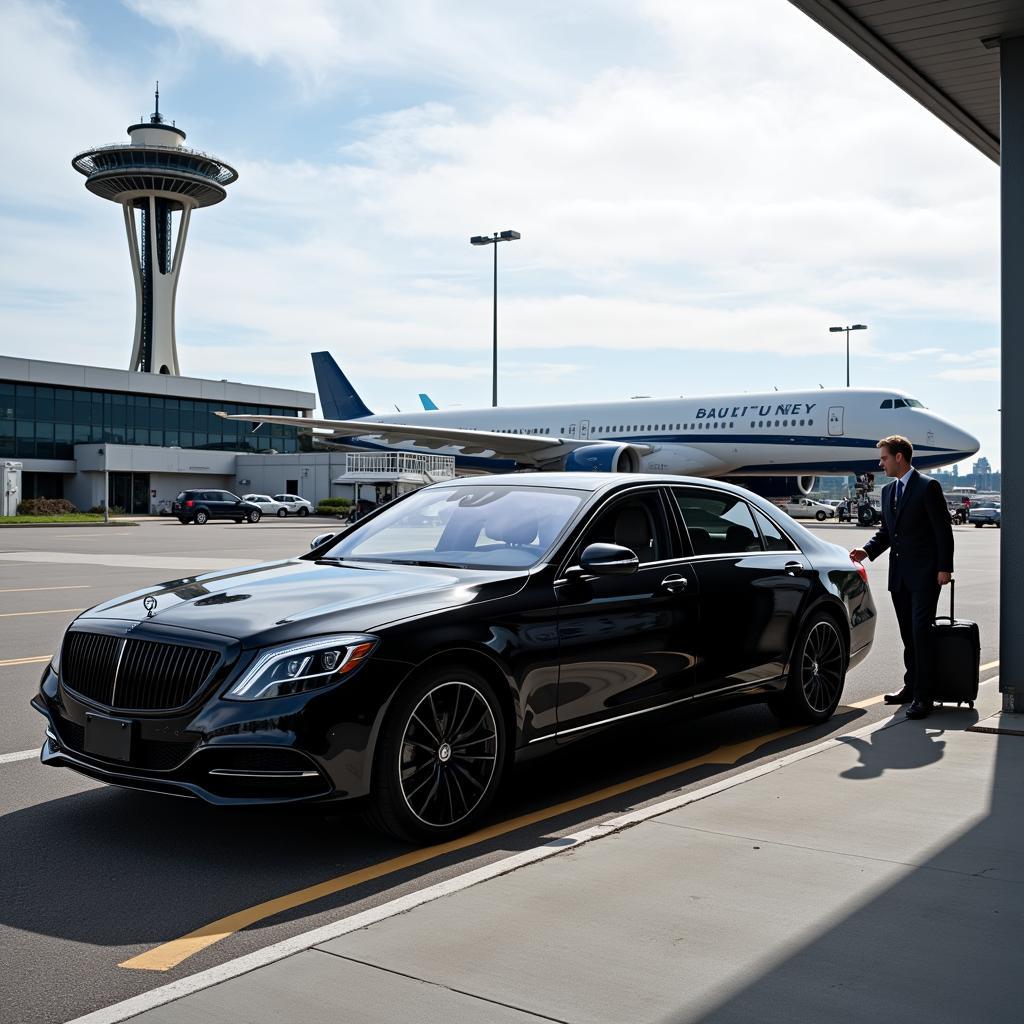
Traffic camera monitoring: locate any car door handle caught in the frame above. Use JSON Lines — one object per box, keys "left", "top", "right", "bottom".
{"left": 661, "top": 574, "right": 689, "bottom": 593}
{"left": 784, "top": 561, "right": 805, "bottom": 576}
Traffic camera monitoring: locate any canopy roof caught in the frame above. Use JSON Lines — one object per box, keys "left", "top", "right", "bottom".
{"left": 790, "top": 0, "right": 1024, "bottom": 163}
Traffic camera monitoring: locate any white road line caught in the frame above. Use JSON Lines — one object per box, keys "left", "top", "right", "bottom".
{"left": 0, "top": 748, "right": 38, "bottom": 765}
{"left": 64, "top": 682, "right": 996, "bottom": 1024}
{"left": 0, "top": 608, "right": 85, "bottom": 618}
{"left": 0, "top": 585, "right": 91, "bottom": 594}
{"left": 0, "top": 552, "right": 255, "bottom": 571}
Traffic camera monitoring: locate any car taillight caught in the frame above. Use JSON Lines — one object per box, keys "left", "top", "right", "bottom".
{"left": 185, "top": 499, "right": 194, "bottom": 507}
{"left": 854, "top": 561, "right": 868, "bottom": 583}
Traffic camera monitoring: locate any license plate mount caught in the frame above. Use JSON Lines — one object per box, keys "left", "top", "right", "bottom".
{"left": 84, "top": 712, "right": 133, "bottom": 762}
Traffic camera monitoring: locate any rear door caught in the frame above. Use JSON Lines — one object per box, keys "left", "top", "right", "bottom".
{"left": 668, "top": 486, "right": 813, "bottom": 695}
{"left": 554, "top": 487, "right": 700, "bottom": 736}
{"left": 828, "top": 406, "right": 844, "bottom": 436}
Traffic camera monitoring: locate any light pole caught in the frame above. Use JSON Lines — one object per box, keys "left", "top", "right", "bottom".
{"left": 470, "top": 230, "right": 521, "bottom": 406}
{"left": 829, "top": 323, "right": 867, "bottom": 387}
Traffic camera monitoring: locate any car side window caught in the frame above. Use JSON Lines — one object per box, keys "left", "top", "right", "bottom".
{"left": 751, "top": 507, "right": 796, "bottom": 552}
{"left": 575, "top": 491, "right": 673, "bottom": 564}
{"left": 223, "top": 492, "right": 241, "bottom": 502}
{"left": 199, "top": 491, "right": 217, "bottom": 502}
{"left": 670, "top": 489, "right": 763, "bottom": 555}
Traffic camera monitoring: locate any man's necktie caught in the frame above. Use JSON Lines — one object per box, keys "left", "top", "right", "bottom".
{"left": 896, "top": 480, "right": 904, "bottom": 507}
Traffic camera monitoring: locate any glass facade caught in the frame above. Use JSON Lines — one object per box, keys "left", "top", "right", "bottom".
{"left": 0, "top": 380, "right": 307, "bottom": 461}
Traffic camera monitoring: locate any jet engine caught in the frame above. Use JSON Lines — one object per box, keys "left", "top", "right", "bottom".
{"left": 727, "top": 475, "right": 817, "bottom": 499}
{"left": 561, "top": 443, "right": 643, "bottom": 473}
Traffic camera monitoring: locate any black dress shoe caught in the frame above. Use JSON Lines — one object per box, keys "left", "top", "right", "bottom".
{"left": 906, "top": 700, "right": 933, "bottom": 720}
{"left": 883, "top": 687, "right": 914, "bottom": 705}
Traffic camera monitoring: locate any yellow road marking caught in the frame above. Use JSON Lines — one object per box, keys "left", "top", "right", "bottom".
{"left": 120, "top": 724, "right": 804, "bottom": 972}
{"left": 0, "top": 655, "right": 50, "bottom": 667}
{"left": 0, "top": 585, "right": 91, "bottom": 594}
{"left": 849, "top": 661, "right": 1000, "bottom": 709}
{"left": 0, "top": 607, "right": 84, "bottom": 618}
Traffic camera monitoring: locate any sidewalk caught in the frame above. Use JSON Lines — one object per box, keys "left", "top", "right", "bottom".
{"left": 125, "top": 681, "right": 1024, "bottom": 1024}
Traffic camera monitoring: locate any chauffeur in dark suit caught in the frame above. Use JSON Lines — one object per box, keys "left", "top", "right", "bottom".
{"left": 850, "top": 435, "right": 954, "bottom": 719}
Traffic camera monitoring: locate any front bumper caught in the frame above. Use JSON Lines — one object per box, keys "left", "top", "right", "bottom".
{"left": 33, "top": 649, "right": 407, "bottom": 805}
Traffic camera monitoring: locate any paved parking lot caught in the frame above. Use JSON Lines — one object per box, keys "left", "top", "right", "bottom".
{"left": 0, "top": 517, "right": 1000, "bottom": 1024}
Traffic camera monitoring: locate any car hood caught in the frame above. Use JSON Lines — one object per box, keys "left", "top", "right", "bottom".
{"left": 75, "top": 558, "right": 527, "bottom": 646}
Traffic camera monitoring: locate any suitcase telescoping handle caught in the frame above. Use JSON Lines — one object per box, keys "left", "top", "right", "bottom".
{"left": 934, "top": 578, "right": 955, "bottom": 624}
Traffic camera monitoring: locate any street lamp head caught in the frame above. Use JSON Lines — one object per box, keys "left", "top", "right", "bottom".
{"left": 829, "top": 326, "right": 844, "bottom": 332}
{"left": 499, "top": 230, "right": 521, "bottom": 241}
{"left": 851, "top": 324, "right": 868, "bottom": 330}
{"left": 470, "top": 235, "right": 491, "bottom": 246}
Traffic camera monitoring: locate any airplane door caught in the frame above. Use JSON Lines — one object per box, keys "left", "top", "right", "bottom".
{"left": 828, "top": 406, "right": 844, "bottom": 436}
{"left": 567, "top": 423, "right": 576, "bottom": 438}
{"left": 579, "top": 419, "right": 590, "bottom": 439}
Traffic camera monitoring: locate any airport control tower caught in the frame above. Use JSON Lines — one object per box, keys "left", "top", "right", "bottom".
{"left": 72, "top": 87, "right": 238, "bottom": 375}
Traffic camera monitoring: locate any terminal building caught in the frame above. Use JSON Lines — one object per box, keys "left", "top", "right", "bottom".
{"left": 0, "top": 354, "right": 315, "bottom": 513}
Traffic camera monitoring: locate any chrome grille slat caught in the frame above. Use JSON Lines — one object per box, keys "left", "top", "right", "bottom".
{"left": 61, "top": 631, "right": 220, "bottom": 712}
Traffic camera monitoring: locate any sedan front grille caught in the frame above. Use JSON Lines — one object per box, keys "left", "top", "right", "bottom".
{"left": 62, "top": 631, "right": 221, "bottom": 712}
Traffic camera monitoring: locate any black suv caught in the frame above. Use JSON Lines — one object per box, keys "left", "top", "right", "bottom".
{"left": 172, "top": 490, "right": 262, "bottom": 525}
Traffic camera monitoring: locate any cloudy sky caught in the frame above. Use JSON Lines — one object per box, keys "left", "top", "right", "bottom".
{"left": 0, "top": 0, "right": 1000, "bottom": 469}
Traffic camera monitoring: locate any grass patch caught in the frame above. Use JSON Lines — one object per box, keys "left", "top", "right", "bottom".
{"left": 0, "top": 513, "right": 108, "bottom": 524}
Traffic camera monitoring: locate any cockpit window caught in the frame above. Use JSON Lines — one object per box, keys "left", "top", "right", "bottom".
{"left": 880, "top": 399, "right": 892, "bottom": 409}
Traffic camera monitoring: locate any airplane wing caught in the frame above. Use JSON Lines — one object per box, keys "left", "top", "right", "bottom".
{"left": 214, "top": 412, "right": 652, "bottom": 464}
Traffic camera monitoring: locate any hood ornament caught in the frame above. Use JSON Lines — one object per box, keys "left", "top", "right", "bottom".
{"left": 143, "top": 595, "right": 158, "bottom": 618}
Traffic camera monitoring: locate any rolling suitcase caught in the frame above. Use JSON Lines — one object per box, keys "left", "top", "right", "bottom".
{"left": 930, "top": 581, "right": 980, "bottom": 708}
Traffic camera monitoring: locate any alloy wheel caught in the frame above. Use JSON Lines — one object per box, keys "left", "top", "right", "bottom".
{"left": 398, "top": 681, "right": 499, "bottom": 828}
{"left": 800, "top": 620, "right": 844, "bottom": 714}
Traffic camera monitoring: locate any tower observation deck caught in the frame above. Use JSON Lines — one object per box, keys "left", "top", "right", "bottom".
{"left": 72, "top": 87, "right": 238, "bottom": 375}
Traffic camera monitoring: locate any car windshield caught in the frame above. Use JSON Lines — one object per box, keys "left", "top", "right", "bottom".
{"left": 322, "top": 484, "right": 586, "bottom": 569}
{"left": 974, "top": 501, "right": 999, "bottom": 509}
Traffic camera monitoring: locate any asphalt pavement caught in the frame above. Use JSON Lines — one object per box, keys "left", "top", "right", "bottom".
{"left": 0, "top": 516, "right": 1004, "bottom": 1024}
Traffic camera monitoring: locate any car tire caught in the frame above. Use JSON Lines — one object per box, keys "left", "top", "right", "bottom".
{"left": 816, "top": 510, "right": 827, "bottom": 521}
{"left": 367, "top": 665, "right": 507, "bottom": 843}
{"left": 277, "top": 508, "right": 288, "bottom": 517}
{"left": 177, "top": 517, "right": 189, "bottom": 525}
{"left": 248, "top": 510, "right": 261, "bottom": 523}
{"left": 769, "top": 612, "right": 847, "bottom": 725}
{"left": 298, "top": 507, "right": 309, "bottom": 517}
{"left": 975, "top": 523, "right": 982, "bottom": 528}
{"left": 194, "top": 510, "right": 208, "bottom": 525}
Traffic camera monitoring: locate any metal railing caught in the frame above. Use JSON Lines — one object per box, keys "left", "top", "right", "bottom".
{"left": 343, "top": 452, "right": 455, "bottom": 480}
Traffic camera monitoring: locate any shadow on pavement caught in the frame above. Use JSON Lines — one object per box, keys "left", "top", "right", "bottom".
{"left": 0, "top": 702, "right": 858, "bottom": 952}
{"left": 689, "top": 710, "right": 1022, "bottom": 1024}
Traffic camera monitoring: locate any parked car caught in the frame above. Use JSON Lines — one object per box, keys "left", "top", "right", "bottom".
{"left": 273, "top": 493, "right": 314, "bottom": 517}
{"left": 35, "top": 473, "right": 874, "bottom": 843}
{"left": 171, "top": 490, "right": 262, "bottom": 525}
{"left": 785, "top": 496, "right": 837, "bottom": 522}
{"left": 968, "top": 500, "right": 1001, "bottom": 528}
{"left": 243, "top": 493, "right": 291, "bottom": 518}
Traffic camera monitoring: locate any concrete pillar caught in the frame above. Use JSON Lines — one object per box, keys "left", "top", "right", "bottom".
{"left": 1001, "top": 37, "right": 1024, "bottom": 713}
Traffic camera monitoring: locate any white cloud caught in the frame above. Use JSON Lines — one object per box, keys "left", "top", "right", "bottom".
{"left": 936, "top": 366, "right": 1000, "bottom": 382}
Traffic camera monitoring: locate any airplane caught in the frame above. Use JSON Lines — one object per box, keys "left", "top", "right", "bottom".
{"left": 419, "top": 393, "right": 439, "bottom": 411}
{"left": 220, "top": 351, "right": 980, "bottom": 498}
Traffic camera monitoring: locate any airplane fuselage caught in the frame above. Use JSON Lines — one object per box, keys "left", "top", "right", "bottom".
{"left": 348, "top": 387, "right": 978, "bottom": 477}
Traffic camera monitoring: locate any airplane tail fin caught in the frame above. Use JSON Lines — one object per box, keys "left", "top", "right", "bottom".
{"left": 312, "top": 352, "right": 374, "bottom": 420}
{"left": 419, "top": 393, "right": 439, "bottom": 411}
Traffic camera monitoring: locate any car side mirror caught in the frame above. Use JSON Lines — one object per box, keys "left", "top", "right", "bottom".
{"left": 310, "top": 533, "right": 336, "bottom": 550}
{"left": 578, "top": 542, "right": 639, "bottom": 576}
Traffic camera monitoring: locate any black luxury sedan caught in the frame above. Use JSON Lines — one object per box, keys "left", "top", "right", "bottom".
{"left": 34, "top": 474, "right": 876, "bottom": 842}
{"left": 172, "top": 489, "right": 263, "bottom": 525}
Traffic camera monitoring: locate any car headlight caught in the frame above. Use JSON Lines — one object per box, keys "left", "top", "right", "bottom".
{"left": 225, "top": 634, "right": 377, "bottom": 701}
